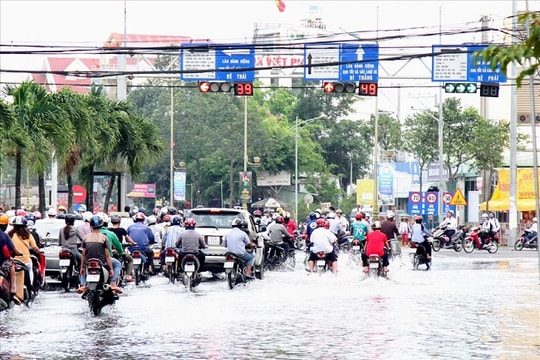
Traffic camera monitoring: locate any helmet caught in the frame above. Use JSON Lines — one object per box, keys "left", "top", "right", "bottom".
{"left": 275, "top": 216, "right": 283, "bottom": 224}
{"left": 326, "top": 212, "right": 335, "bottom": 219}
{"left": 481, "top": 213, "right": 488, "bottom": 219}
{"left": 316, "top": 218, "right": 326, "bottom": 228}
{"left": 65, "top": 214, "right": 76, "bottom": 225}
{"left": 147, "top": 215, "right": 157, "bottom": 225}
{"left": 160, "top": 207, "right": 169, "bottom": 216}
{"left": 184, "top": 218, "right": 196, "bottom": 229}
{"left": 231, "top": 218, "right": 243, "bottom": 228}
{"left": 110, "top": 214, "right": 121, "bottom": 224}
{"left": 171, "top": 215, "right": 182, "bottom": 226}
{"left": 95, "top": 212, "right": 109, "bottom": 225}
{"left": 138, "top": 207, "right": 146, "bottom": 214}
{"left": 414, "top": 215, "right": 423, "bottom": 222}
{"left": 324, "top": 220, "right": 330, "bottom": 229}
{"left": 276, "top": 207, "right": 283, "bottom": 215}
{"left": 386, "top": 211, "right": 395, "bottom": 219}
{"left": 272, "top": 212, "right": 279, "bottom": 220}
{"left": 47, "top": 208, "right": 57, "bottom": 217}
{"left": 5, "top": 210, "right": 15, "bottom": 218}
{"left": 0, "top": 214, "right": 9, "bottom": 225}
{"left": 253, "top": 210, "right": 262, "bottom": 217}
{"left": 90, "top": 215, "right": 104, "bottom": 228}
{"left": 153, "top": 207, "right": 161, "bottom": 216}
{"left": 447, "top": 210, "right": 454, "bottom": 215}
{"left": 83, "top": 211, "right": 93, "bottom": 222}
{"left": 58, "top": 205, "right": 66, "bottom": 212}
{"left": 16, "top": 209, "right": 27, "bottom": 217}
{"left": 78, "top": 205, "right": 87, "bottom": 212}
{"left": 241, "top": 220, "right": 249, "bottom": 229}
{"left": 309, "top": 212, "right": 317, "bottom": 220}
{"left": 10, "top": 215, "right": 27, "bottom": 226}
{"left": 26, "top": 213, "right": 35, "bottom": 221}
{"left": 372, "top": 221, "right": 382, "bottom": 229}
{"left": 33, "top": 211, "right": 42, "bottom": 220}
{"left": 355, "top": 213, "right": 363, "bottom": 220}
{"left": 56, "top": 213, "right": 66, "bottom": 219}
{"left": 284, "top": 212, "right": 290, "bottom": 218}
{"left": 489, "top": 211, "right": 495, "bottom": 217}
{"left": 163, "top": 214, "right": 171, "bottom": 222}
{"left": 168, "top": 207, "right": 177, "bottom": 215}
{"left": 533, "top": 217, "right": 537, "bottom": 222}
{"left": 134, "top": 212, "right": 146, "bottom": 222}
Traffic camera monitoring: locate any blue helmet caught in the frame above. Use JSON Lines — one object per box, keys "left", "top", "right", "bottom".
{"left": 309, "top": 212, "right": 317, "bottom": 220}
{"left": 171, "top": 215, "right": 182, "bottom": 226}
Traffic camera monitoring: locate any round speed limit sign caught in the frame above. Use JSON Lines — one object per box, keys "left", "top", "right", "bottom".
{"left": 426, "top": 193, "right": 437, "bottom": 204}
{"left": 443, "top": 192, "right": 452, "bottom": 204}
{"left": 409, "top": 192, "right": 421, "bottom": 204}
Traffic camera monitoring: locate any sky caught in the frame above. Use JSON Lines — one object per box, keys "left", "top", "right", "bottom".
{"left": 1, "top": 0, "right": 539, "bottom": 121}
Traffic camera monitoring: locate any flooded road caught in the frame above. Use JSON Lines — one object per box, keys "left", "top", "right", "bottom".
{"left": 1, "top": 248, "right": 539, "bottom": 360}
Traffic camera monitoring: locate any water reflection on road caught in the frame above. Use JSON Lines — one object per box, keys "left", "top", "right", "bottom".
{"left": 1, "top": 249, "right": 539, "bottom": 360}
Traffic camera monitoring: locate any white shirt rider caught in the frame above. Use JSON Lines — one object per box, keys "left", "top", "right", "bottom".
{"left": 309, "top": 227, "right": 337, "bottom": 253}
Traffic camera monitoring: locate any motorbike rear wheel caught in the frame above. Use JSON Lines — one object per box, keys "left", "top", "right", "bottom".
{"left": 227, "top": 270, "right": 236, "bottom": 290}
{"left": 167, "top": 265, "right": 176, "bottom": 284}
{"left": 88, "top": 290, "right": 102, "bottom": 316}
{"left": 463, "top": 239, "right": 475, "bottom": 253}
{"left": 183, "top": 273, "right": 192, "bottom": 292}
{"left": 61, "top": 268, "right": 72, "bottom": 292}
{"left": 514, "top": 240, "right": 524, "bottom": 251}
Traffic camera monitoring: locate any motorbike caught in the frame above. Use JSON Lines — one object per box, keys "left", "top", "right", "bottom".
{"left": 13, "top": 251, "right": 45, "bottom": 306}
{"left": 347, "top": 239, "right": 364, "bottom": 266}
{"left": 463, "top": 226, "right": 499, "bottom": 254}
{"left": 431, "top": 225, "right": 464, "bottom": 252}
{"left": 151, "top": 244, "right": 163, "bottom": 275}
{"left": 293, "top": 230, "right": 307, "bottom": 251}
{"left": 0, "top": 261, "right": 15, "bottom": 311}
{"left": 314, "top": 251, "right": 331, "bottom": 274}
{"left": 84, "top": 258, "right": 118, "bottom": 316}
{"left": 264, "top": 241, "right": 296, "bottom": 271}
{"left": 388, "top": 238, "right": 402, "bottom": 261}
{"left": 164, "top": 247, "right": 179, "bottom": 284}
{"left": 410, "top": 238, "right": 432, "bottom": 271}
{"left": 514, "top": 232, "right": 538, "bottom": 251}
{"left": 224, "top": 252, "right": 250, "bottom": 290}
{"left": 366, "top": 254, "right": 388, "bottom": 278}
{"left": 58, "top": 248, "right": 80, "bottom": 292}
{"left": 131, "top": 248, "right": 150, "bottom": 285}
{"left": 179, "top": 253, "right": 202, "bottom": 292}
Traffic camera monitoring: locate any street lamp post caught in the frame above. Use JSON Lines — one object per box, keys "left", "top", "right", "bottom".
{"left": 292, "top": 115, "right": 324, "bottom": 223}
{"left": 215, "top": 181, "right": 223, "bottom": 208}
{"left": 169, "top": 87, "right": 174, "bottom": 206}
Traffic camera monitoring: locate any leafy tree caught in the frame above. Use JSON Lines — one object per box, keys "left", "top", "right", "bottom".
{"left": 478, "top": 12, "right": 540, "bottom": 86}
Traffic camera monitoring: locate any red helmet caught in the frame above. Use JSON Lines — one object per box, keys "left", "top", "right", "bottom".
{"left": 184, "top": 218, "right": 196, "bottom": 228}
{"left": 316, "top": 218, "right": 326, "bottom": 228}
{"left": 163, "top": 214, "right": 171, "bottom": 222}
{"left": 134, "top": 212, "right": 146, "bottom": 222}
{"left": 324, "top": 220, "right": 330, "bottom": 229}
{"left": 253, "top": 210, "right": 262, "bottom": 217}
{"left": 355, "top": 213, "right": 363, "bottom": 220}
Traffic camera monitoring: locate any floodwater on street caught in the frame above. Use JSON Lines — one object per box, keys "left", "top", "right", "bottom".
{"left": 1, "top": 248, "right": 539, "bottom": 360}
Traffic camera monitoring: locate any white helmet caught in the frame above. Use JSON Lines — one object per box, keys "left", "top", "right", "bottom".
{"left": 386, "top": 211, "right": 395, "bottom": 219}
{"left": 147, "top": 215, "right": 157, "bottom": 225}
{"left": 533, "top": 217, "right": 537, "bottom": 222}
{"left": 83, "top": 211, "right": 93, "bottom": 222}
{"left": 47, "top": 208, "right": 57, "bottom": 217}
{"left": 481, "top": 213, "right": 488, "bottom": 219}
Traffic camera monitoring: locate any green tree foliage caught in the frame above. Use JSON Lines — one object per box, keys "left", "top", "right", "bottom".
{"left": 478, "top": 12, "right": 540, "bottom": 86}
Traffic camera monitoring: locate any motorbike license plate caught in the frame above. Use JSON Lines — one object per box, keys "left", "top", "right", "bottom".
{"left": 224, "top": 261, "right": 234, "bottom": 269}
{"left": 87, "top": 274, "right": 100, "bottom": 282}
{"left": 133, "top": 258, "right": 142, "bottom": 265}
{"left": 352, "top": 246, "right": 360, "bottom": 251}
{"left": 165, "top": 256, "right": 175, "bottom": 263}
{"left": 369, "top": 262, "right": 379, "bottom": 269}
{"left": 153, "top": 259, "right": 160, "bottom": 265}
{"left": 184, "top": 264, "right": 195, "bottom": 272}
{"left": 59, "top": 259, "right": 71, "bottom": 267}
{"left": 316, "top": 260, "right": 326, "bottom": 267}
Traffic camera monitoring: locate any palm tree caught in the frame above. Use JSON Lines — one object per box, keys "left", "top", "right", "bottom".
{"left": 4, "top": 81, "right": 69, "bottom": 210}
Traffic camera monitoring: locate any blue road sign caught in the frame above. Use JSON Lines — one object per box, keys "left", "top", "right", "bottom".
{"left": 407, "top": 191, "right": 456, "bottom": 216}
{"left": 180, "top": 43, "right": 255, "bottom": 81}
{"left": 340, "top": 43, "right": 379, "bottom": 82}
{"left": 304, "top": 43, "right": 379, "bottom": 81}
{"left": 431, "top": 44, "right": 507, "bottom": 83}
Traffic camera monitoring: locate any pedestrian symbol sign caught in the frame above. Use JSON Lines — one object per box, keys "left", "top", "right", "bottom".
{"left": 450, "top": 188, "right": 467, "bottom": 205}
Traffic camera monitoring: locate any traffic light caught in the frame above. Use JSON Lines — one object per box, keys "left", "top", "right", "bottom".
{"left": 444, "top": 83, "right": 478, "bottom": 94}
{"left": 233, "top": 82, "right": 254, "bottom": 96}
{"left": 322, "top": 81, "right": 356, "bottom": 93}
{"left": 479, "top": 83, "right": 500, "bottom": 98}
{"left": 198, "top": 81, "right": 233, "bottom": 93}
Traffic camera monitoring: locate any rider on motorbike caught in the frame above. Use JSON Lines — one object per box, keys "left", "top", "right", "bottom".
{"left": 224, "top": 218, "right": 256, "bottom": 279}
{"left": 381, "top": 212, "right": 400, "bottom": 242}
{"left": 350, "top": 212, "right": 370, "bottom": 249}
{"left": 0, "top": 214, "right": 23, "bottom": 305}
{"left": 410, "top": 215, "right": 432, "bottom": 262}
{"left": 127, "top": 212, "right": 155, "bottom": 272}
{"left": 77, "top": 215, "right": 120, "bottom": 294}
{"left": 440, "top": 210, "right": 457, "bottom": 246}
{"left": 307, "top": 219, "right": 338, "bottom": 274}
{"left": 108, "top": 214, "right": 137, "bottom": 282}
{"left": 362, "top": 221, "right": 390, "bottom": 273}
{"left": 523, "top": 217, "right": 538, "bottom": 243}
{"left": 282, "top": 212, "right": 297, "bottom": 236}
{"left": 265, "top": 215, "right": 292, "bottom": 261}
{"left": 175, "top": 218, "right": 206, "bottom": 272}
{"left": 58, "top": 214, "right": 83, "bottom": 269}
{"left": 160, "top": 215, "right": 184, "bottom": 268}
{"left": 479, "top": 213, "right": 497, "bottom": 247}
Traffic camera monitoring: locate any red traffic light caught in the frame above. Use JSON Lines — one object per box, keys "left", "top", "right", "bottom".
{"left": 322, "top": 81, "right": 356, "bottom": 93}
{"left": 198, "top": 81, "right": 233, "bottom": 93}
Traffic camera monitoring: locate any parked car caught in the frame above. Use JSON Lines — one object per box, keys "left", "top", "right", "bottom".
{"left": 32, "top": 218, "right": 84, "bottom": 284}
{"left": 184, "top": 208, "right": 265, "bottom": 279}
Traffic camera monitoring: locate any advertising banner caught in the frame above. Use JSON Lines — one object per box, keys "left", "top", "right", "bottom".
{"left": 127, "top": 183, "right": 156, "bottom": 198}
{"left": 378, "top": 163, "right": 394, "bottom": 205}
{"left": 173, "top": 171, "right": 186, "bottom": 201}
{"left": 239, "top": 171, "right": 252, "bottom": 202}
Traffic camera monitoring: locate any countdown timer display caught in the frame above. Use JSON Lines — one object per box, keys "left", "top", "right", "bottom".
{"left": 358, "top": 82, "right": 378, "bottom": 96}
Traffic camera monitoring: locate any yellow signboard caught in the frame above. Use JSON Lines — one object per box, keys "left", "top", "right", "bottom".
{"left": 356, "top": 179, "right": 382, "bottom": 207}
{"left": 450, "top": 188, "right": 467, "bottom": 206}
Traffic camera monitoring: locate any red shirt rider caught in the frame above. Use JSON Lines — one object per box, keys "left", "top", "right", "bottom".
{"left": 365, "top": 229, "right": 388, "bottom": 257}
